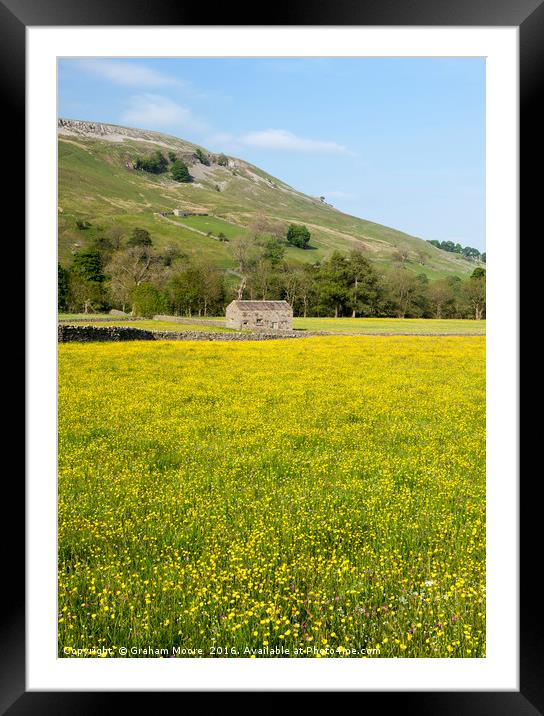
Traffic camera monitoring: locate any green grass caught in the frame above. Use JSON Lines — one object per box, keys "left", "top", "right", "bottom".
{"left": 59, "top": 313, "right": 117, "bottom": 321}
{"left": 292, "top": 317, "right": 486, "bottom": 335}
{"left": 58, "top": 127, "right": 479, "bottom": 279}
{"left": 59, "top": 314, "right": 486, "bottom": 336}
{"left": 62, "top": 319, "right": 233, "bottom": 333}
{"left": 172, "top": 215, "right": 249, "bottom": 240}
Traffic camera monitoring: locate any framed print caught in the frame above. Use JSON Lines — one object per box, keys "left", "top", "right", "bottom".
{"left": 7, "top": 0, "right": 533, "bottom": 709}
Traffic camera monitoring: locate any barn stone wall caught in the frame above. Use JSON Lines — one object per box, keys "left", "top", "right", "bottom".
{"left": 225, "top": 305, "right": 293, "bottom": 330}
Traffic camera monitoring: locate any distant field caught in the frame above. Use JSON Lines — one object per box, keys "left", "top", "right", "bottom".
{"left": 292, "top": 318, "right": 486, "bottom": 335}
{"left": 58, "top": 314, "right": 112, "bottom": 321}
{"left": 60, "top": 318, "right": 233, "bottom": 333}
{"left": 58, "top": 314, "right": 486, "bottom": 335}
{"left": 172, "top": 215, "right": 249, "bottom": 240}
{"left": 187, "top": 316, "right": 486, "bottom": 335}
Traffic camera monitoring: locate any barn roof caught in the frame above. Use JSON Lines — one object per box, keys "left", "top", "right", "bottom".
{"left": 228, "top": 300, "right": 292, "bottom": 311}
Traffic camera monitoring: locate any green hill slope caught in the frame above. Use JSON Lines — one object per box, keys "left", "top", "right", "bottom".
{"left": 58, "top": 119, "right": 476, "bottom": 279}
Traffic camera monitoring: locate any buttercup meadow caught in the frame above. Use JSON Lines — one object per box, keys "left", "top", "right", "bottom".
{"left": 58, "top": 336, "right": 485, "bottom": 658}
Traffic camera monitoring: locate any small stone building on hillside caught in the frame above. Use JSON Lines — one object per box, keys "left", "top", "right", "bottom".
{"left": 225, "top": 300, "right": 293, "bottom": 331}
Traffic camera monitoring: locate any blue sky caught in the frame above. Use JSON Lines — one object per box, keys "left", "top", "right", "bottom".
{"left": 58, "top": 57, "right": 485, "bottom": 250}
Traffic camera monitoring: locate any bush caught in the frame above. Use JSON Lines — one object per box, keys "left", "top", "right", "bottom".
{"left": 286, "top": 224, "right": 311, "bottom": 249}
{"left": 194, "top": 148, "right": 210, "bottom": 166}
{"left": 134, "top": 151, "right": 169, "bottom": 174}
{"left": 171, "top": 160, "right": 191, "bottom": 183}
{"left": 127, "top": 228, "right": 153, "bottom": 248}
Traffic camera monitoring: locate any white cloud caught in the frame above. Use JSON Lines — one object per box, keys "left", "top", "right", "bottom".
{"left": 120, "top": 94, "right": 208, "bottom": 132}
{"left": 239, "top": 129, "right": 351, "bottom": 155}
{"left": 78, "top": 60, "right": 182, "bottom": 88}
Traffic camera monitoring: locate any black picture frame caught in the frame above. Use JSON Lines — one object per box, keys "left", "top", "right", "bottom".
{"left": 8, "top": 0, "right": 531, "bottom": 710}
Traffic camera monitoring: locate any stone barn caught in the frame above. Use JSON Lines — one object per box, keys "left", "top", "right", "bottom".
{"left": 225, "top": 300, "right": 293, "bottom": 331}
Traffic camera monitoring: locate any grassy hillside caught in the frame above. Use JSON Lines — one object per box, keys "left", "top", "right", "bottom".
{"left": 58, "top": 119, "right": 476, "bottom": 279}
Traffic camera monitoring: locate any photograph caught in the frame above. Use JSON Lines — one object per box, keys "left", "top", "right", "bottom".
{"left": 56, "top": 56, "right": 487, "bottom": 660}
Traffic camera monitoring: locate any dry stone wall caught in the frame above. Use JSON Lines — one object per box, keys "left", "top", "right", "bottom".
{"left": 58, "top": 325, "right": 309, "bottom": 343}
{"left": 58, "top": 325, "right": 155, "bottom": 342}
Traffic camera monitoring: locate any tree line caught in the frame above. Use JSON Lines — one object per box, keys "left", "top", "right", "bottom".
{"left": 427, "top": 239, "right": 485, "bottom": 263}
{"left": 58, "top": 218, "right": 486, "bottom": 320}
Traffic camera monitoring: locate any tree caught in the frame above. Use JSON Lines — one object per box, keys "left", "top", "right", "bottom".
{"left": 165, "top": 260, "right": 226, "bottom": 317}
{"left": 317, "top": 251, "right": 351, "bottom": 317}
{"left": 463, "top": 274, "right": 486, "bottom": 320}
{"left": 58, "top": 264, "right": 70, "bottom": 312}
{"left": 69, "top": 249, "right": 107, "bottom": 312}
{"left": 68, "top": 274, "right": 107, "bottom": 314}
{"left": 168, "top": 151, "right": 177, "bottom": 163}
{"left": 426, "top": 238, "right": 481, "bottom": 260}
{"left": 72, "top": 249, "right": 105, "bottom": 284}
{"left": 248, "top": 257, "right": 280, "bottom": 301}
{"left": 127, "top": 227, "right": 153, "bottom": 248}
{"left": 217, "top": 153, "right": 228, "bottom": 167}
{"left": 347, "top": 250, "right": 382, "bottom": 317}
{"left": 286, "top": 224, "right": 311, "bottom": 249}
{"left": 168, "top": 266, "right": 202, "bottom": 316}
{"left": 471, "top": 267, "right": 486, "bottom": 280}
{"left": 446, "top": 275, "right": 465, "bottom": 318}
{"left": 427, "top": 279, "right": 455, "bottom": 319}
{"left": 105, "top": 225, "right": 124, "bottom": 250}
{"left": 461, "top": 246, "right": 481, "bottom": 260}
{"left": 91, "top": 235, "right": 115, "bottom": 261}
{"left": 105, "top": 246, "right": 162, "bottom": 313}
{"left": 131, "top": 282, "right": 166, "bottom": 318}
{"left": 297, "top": 264, "right": 318, "bottom": 318}
{"left": 280, "top": 265, "right": 301, "bottom": 308}
{"left": 385, "top": 268, "right": 425, "bottom": 318}
{"left": 248, "top": 214, "right": 285, "bottom": 246}
{"left": 230, "top": 235, "right": 259, "bottom": 279}
{"left": 159, "top": 244, "right": 185, "bottom": 267}
{"left": 171, "top": 159, "right": 191, "bottom": 183}
{"left": 196, "top": 261, "right": 225, "bottom": 315}
{"left": 261, "top": 237, "right": 285, "bottom": 267}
